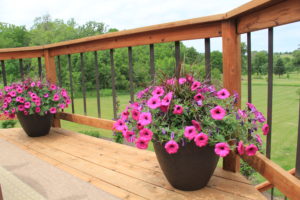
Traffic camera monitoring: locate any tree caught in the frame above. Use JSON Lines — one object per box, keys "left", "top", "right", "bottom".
{"left": 252, "top": 51, "right": 268, "bottom": 75}
{"left": 210, "top": 51, "right": 223, "bottom": 72}
{"left": 292, "top": 50, "right": 300, "bottom": 73}
{"left": 274, "top": 57, "right": 286, "bottom": 77}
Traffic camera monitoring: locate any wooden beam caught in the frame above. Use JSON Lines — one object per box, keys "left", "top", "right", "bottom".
{"left": 243, "top": 152, "right": 300, "bottom": 200}
{"left": 222, "top": 19, "right": 241, "bottom": 172}
{"left": 237, "top": 0, "right": 300, "bottom": 34}
{"left": 56, "top": 112, "right": 115, "bottom": 130}
{"left": 49, "top": 22, "right": 222, "bottom": 56}
{"left": 0, "top": 50, "right": 44, "bottom": 60}
{"left": 255, "top": 168, "right": 295, "bottom": 192}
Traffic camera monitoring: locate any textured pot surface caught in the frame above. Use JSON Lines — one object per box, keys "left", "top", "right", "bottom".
{"left": 153, "top": 140, "right": 219, "bottom": 191}
{"left": 17, "top": 112, "right": 53, "bottom": 137}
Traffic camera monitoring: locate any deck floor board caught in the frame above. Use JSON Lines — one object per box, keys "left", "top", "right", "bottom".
{"left": 0, "top": 128, "right": 266, "bottom": 200}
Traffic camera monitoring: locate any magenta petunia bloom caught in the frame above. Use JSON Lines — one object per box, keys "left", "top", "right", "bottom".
{"left": 124, "top": 131, "right": 135, "bottom": 143}
{"left": 30, "top": 93, "right": 37, "bottom": 98}
{"left": 131, "top": 109, "right": 140, "bottom": 121}
{"left": 8, "top": 91, "right": 16, "bottom": 97}
{"left": 254, "top": 111, "right": 266, "bottom": 123}
{"left": 16, "top": 87, "right": 23, "bottom": 93}
{"left": 19, "top": 97, "right": 25, "bottom": 103}
{"left": 194, "top": 93, "right": 205, "bottom": 101}
{"left": 138, "top": 112, "right": 152, "bottom": 126}
{"left": 59, "top": 104, "right": 66, "bottom": 109}
{"left": 210, "top": 106, "right": 226, "bottom": 120}
{"left": 49, "top": 107, "right": 57, "bottom": 114}
{"left": 24, "top": 102, "right": 31, "bottom": 109}
{"left": 53, "top": 94, "right": 60, "bottom": 101}
{"left": 256, "top": 134, "right": 262, "bottom": 145}
{"left": 245, "top": 144, "right": 258, "bottom": 156}
{"left": 114, "top": 119, "right": 127, "bottom": 131}
{"left": 238, "top": 109, "right": 247, "bottom": 118}
{"left": 165, "top": 140, "right": 179, "bottom": 154}
{"left": 147, "top": 96, "right": 161, "bottom": 109}
{"left": 194, "top": 133, "right": 208, "bottom": 147}
{"left": 35, "top": 107, "right": 41, "bottom": 113}
{"left": 215, "top": 142, "right": 230, "bottom": 157}
{"left": 152, "top": 86, "right": 164, "bottom": 97}
{"left": 5, "top": 97, "right": 12, "bottom": 103}
{"left": 136, "top": 122, "right": 144, "bottom": 130}
{"left": 121, "top": 110, "right": 130, "bottom": 120}
{"left": 166, "top": 78, "right": 175, "bottom": 85}
{"left": 50, "top": 84, "right": 57, "bottom": 91}
{"left": 262, "top": 124, "right": 269, "bottom": 135}
{"left": 2, "top": 103, "right": 8, "bottom": 109}
{"left": 179, "top": 78, "right": 186, "bottom": 85}
{"left": 160, "top": 105, "right": 169, "bottom": 113}
{"left": 161, "top": 92, "right": 173, "bottom": 106}
{"left": 135, "top": 137, "right": 149, "bottom": 149}
{"left": 246, "top": 102, "right": 257, "bottom": 112}
{"left": 30, "top": 82, "right": 36, "bottom": 87}
{"left": 217, "top": 89, "right": 230, "bottom": 99}
{"left": 191, "top": 81, "right": 201, "bottom": 91}
{"left": 237, "top": 141, "right": 244, "bottom": 155}
{"left": 35, "top": 101, "right": 41, "bottom": 106}
{"left": 184, "top": 126, "right": 197, "bottom": 140}
{"left": 173, "top": 105, "right": 183, "bottom": 115}
{"left": 44, "top": 93, "right": 49, "bottom": 98}
{"left": 186, "top": 75, "right": 194, "bottom": 83}
{"left": 18, "top": 105, "right": 25, "bottom": 111}
{"left": 191, "top": 120, "right": 201, "bottom": 131}
{"left": 139, "top": 128, "right": 153, "bottom": 141}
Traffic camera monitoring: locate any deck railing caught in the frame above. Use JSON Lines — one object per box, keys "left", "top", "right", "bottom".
{"left": 0, "top": 0, "right": 300, "bottom": 199}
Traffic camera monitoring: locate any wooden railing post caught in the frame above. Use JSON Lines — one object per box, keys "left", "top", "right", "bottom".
{"left": 44, "top": 49, "right": 61, "bottom": 128}
{"left": 222, "top": 19, "right": 241, "bottom": 172}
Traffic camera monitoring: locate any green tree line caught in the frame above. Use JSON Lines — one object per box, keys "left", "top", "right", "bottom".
{"left": 0, "top": 15, "right": 299, "bottom": 94}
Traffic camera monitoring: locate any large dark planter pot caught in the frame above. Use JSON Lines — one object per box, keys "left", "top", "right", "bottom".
{"left": 153, "top": 140, "right": 219, "bottom": 191}
{"left": 17, "top": 112, "right": 53, "bottom": 137}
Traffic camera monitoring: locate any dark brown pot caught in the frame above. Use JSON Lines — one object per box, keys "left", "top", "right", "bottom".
{"left": 153, "top": 140, "right": 219, "bottom": 191}
{"left": 17, "top": 112, "right": 53, "bottom": 137}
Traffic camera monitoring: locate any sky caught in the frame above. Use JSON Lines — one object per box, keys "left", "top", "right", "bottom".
{"left": 0, "top": 0, "right": 299, "bottom": 52}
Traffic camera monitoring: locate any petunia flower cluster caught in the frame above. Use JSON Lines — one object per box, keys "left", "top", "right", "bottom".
{"left": 113, "top": 75, "right": 269, "bottom": 157}
{"left": 0, "top": 78, "right": 71, "bottom": 118}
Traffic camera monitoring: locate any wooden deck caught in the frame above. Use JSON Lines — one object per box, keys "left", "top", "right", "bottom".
{"left": 0, "top": 128, "right": 266, "bottom": 200}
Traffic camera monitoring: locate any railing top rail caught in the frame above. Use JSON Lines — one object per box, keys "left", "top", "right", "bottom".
{"left": 0, "top": 0, "right": 280, "bottom": 54}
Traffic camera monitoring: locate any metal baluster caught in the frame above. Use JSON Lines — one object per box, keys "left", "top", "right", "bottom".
{"left": 80, "top": 53, "right": 87, "bottom": 116}
{"left": 205, "top": 38, "right": 211, "bottom": 82}
{"left": 175, "top": 41, "right": 180, "bottom": 78}
{"left": 0, "top": 61, "right": 7, "bottom": 86}
{"left": 57, "top": 56, "right": 62, "bottom": 87}
{"left": 110, "top": 49, "right": 117, "bottom": 119}
{"left": 247, "top": 32, "right": 252, "bottom": 103}
{"left": 38, "top": 57, "right": 42, "bottom": 79}
{"left": 19, "top": 59, "right": 24, "bottom": 80}
{"left": 94, "top": 51, "right": 101, "bottom": 118}
{"left": 67, "top": 54, "right": 75, "bottom": 114}
{"left": 149, "top": 44, "right": 155, "bottom": 82}
{"left": 296, "top": 98, "right": 300, "bottom": 178}
{"left": 128, "top": 47, "right": 134, "bottom": 102}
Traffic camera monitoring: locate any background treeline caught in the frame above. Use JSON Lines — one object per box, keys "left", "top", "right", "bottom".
{"left": 1, "top": 15, "right": 299, "bottom": 95}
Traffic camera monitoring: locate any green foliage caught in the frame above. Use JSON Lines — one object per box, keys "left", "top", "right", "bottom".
{"left": 240, "top": 160, "right": 256, "bottom": 178}
{"left": 79, "top": 130, "right": 101, "bottom": 138}
{"left": 274, "top": 57, "right": 286, "bottom": 77}
{"left": 1, "top": 120, "right": 17, "bottom": 128}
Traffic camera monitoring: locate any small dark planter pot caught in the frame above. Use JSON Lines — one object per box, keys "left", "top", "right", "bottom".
{"left": 17, "top": 112, "right": 53, "bottom": 137}
{"left": 153, "top": 140, "right": 219, "bottom": 191}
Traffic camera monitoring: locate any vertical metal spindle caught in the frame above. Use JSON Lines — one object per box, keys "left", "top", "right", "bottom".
{"left": 128, "top": 47, "right": 134, "bottom": 102}
{"left": 247, "top": 32, "right": 252, "bottom": 103}
{"left": 296, "top": 99, "right": 300, "bottom": 178}
{"left": 38, "top": 57, "right": 42, "bottom": 79}
{"left": 94, "top": 51, "right": 101, "bottom": 118}
{"left": 19, "top": 59, "right": 24, "bottom": 80}
{"left": 205, "top": 38, "right": 211, "bottom": 82}
{"left": 110, "top": 49, "right": 117, "bottom": 119}
{"left": 56, "top": 56, "right": 62, "bottom": 87}
{"left": 67, "top": 54, "right": 75, "bottom": 114}
{"left": 175, "top": 41, "right": 181, "bottom": 78}
{"left": 149, "top": 44, "right": 155, "bottom": 82}
{"left": 267, "top": 27, "right": 274, "bottom": 199}
{"left": 0, "top": 61, "right": 7, "bottom": 86}
{"left": 80, "top": 53, "right": 87, "bottom": 116}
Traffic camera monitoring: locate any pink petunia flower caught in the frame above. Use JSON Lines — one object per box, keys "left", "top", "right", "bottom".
{"left": 30, "top": 93, "right": 37, "bottom": 98}
{"left": 30, "top": 82, "right": 36, "bottom": 87}
{"left": 139, "top": 128, "right": 153, "bottom": 141}
{"left": 35, "top": 107, "right": 41, "bottom": 113}
{"left": 237, "top": 141, "right": 244, "bottom": 155}
{"left": 23, "top": 111, "right": 29, "bottom": 115}
{"left": 44, "top": 93, "right": 49, "bottom": 98}
{"left": 246, "top": 102, "right": 257, "bottom": 112}
{"left": 217, "top": 89, "right": 230, "bottom": 99}
{"left": 5, "top": 97, "right": 12, "bottom": 103}
{"left": 245, "top": 144, "right": 258, "bottom": 156}
{"left": 160, "top": 105, "right": 169, "bottom": 113}
{"left": 173, "top": 105, "right": 183, "bottom": 115}
{"left": 16, "top": 87, "right": 23, "bottom": 93}
{"left": 124, "top": 131, "right": 136, "bottom": 143}
{"left": 49, "top": 107, "right": 57, "bottom": 114}
{"left": 152, "top": 86, "right": 164, "bottom": 97}
{"left": 178, "top": 78, "right": 186, "bottom": 85}
{"left": 255, "top": 111, "right": 266, "bottom": 123}
{"left": 194, "top": 93, "right": 205, "bottom": 101}
{"left": 191, "top": 120, "right": 201, "bottom": 132}
{"left": 210, "top": 106, "right": 226, "bottom": 120}
{"left": 238, "top": 109, "right": 247, "bottom": 118}
{"left": 131, "top": 109, "right": 140, "bottom": 121}
{"left": 121, "top": 110, "right": 130, "bottom": 120}
{"left": 165, "top": 140, "right": 179, "bottom": 154}
{"left": 191, "top": 81, "right": 201, "bottom": 91}
{"left": 214, "top": 142, "right": 230, "bottom": 157}
{"left": 24, "top": 102, "right": 31, "bottom": 109}
{"left": 136, "top": 122, "right": 144, "bottom": 130}
{"left": 186, "top": 75, "right": 194, "bottom": 83}
{"left": 8, "top": 91, "right": 16, "bottom": 97}
{"left": 184, "top": 126, "right": 197, "bottom": 140}
{"left": 138, "top": 112, "right": 152, "bottom": 126}
{"left": 114, "top": 119, "right": 127, "bottom": 131}
{"left": 59, "top": 104, "right": 66, "bottom": 109}
{"left": 50, "top": 84, "right": 57, "bottom": 91}
{"left": 53, "top": 94, "right": 60, "bottom": 101}
{"left": 194, "top": 133, "right": 208, "bottom": 147}
{"left": 135, "top": 137, "right": 149, "bottom": 149}
{"left": 262, "top": 124, "right": 269, "bottom": 135}
{"left": 147, "top": 96, "right": 161, "bottom": 109}
{"left": 161, "top": 92, "right": 173, "bottom": 106}
{"left": 256, "top": 134, "right": 262, "bottom": 145}
{"left": 19, "top": 97, "right": 25, "bottom": 103}
{"left": 16, "top": 96, "right": 22, "bottom": 102}
{"left": 35, "top": 101, "right": 41, "bottom": 106}
{"left": 61, "top": 89, "right": 68, "bottom": 98}
{"left": 18, "top": 105, "right": 25, "bottom": 111}
{"left": 166, "top": 78, "right": 175, "bottom": 85}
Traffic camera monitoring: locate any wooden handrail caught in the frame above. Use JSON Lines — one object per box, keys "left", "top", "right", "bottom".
{"left": 242, "top": 152, "right": 300, "bottom": 200}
